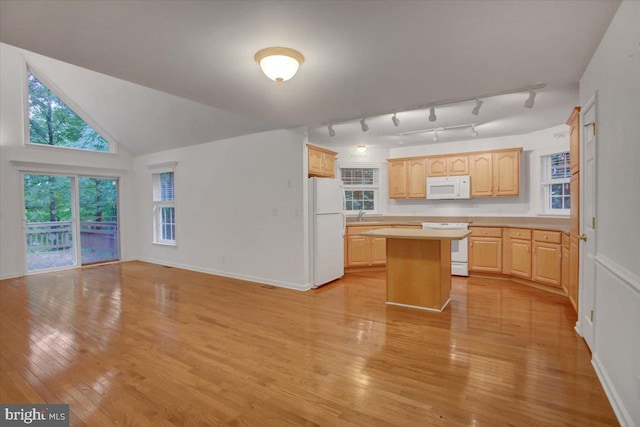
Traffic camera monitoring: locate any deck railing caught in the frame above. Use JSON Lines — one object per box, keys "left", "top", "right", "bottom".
{"left": 26, "top": 220, "right": 118, "bottom": 254}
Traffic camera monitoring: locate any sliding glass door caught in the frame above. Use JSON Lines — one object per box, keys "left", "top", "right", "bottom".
{"left": 23, "top": 173, "right": 119, "bottom": 273}
{"left": 24, "top": 174, "right": 76, "bottom": 272}
{"left": 79, "top": 177, "right": 119, "bottom": 265}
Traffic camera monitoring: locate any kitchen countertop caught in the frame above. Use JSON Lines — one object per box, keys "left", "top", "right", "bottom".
{"left": 346, "top": 216, "right": 569, "bottom": 233}
{"left": 360, "top": 228, "right": 471, "bottom": 240}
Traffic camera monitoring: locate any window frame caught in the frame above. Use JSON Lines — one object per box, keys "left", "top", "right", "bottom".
{"left": 540, "top": 151, "right": 571, "bottom": 216}
{"left": 148, "top": 162, "right": 178, "bottom": 246}
{"left": 23, "top": 62, "right": 118, "bottom": 154}
{"left": 338, "top": 162, "right": 381, "bottom": 215}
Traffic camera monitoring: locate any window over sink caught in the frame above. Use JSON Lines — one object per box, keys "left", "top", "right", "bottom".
{"left": 339, "top": 164, "right": 380, "bottom": 215}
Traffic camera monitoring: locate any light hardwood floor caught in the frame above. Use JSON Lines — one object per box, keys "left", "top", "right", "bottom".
{"left": 0, "top": 261, "right": 617, "bottom": 426}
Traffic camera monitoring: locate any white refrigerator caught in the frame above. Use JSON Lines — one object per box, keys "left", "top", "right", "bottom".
{"left": 309, "top": 177, "right": 345, "bottom": 288}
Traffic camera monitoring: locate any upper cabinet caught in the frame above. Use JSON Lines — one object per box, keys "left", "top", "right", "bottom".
{"left": 427, "top": 155, "right": 469, "bottom": 177}
{"left": 388, "top": 159, "right": 426, "bottom": 199}
{"left": 308, "top": 144, "right": 337, "bottom": 178}
{"left": 567, "top": 107, "right": 580, "bottom": 175}
{"left": 389, "top": 147, "right": 521, "bottom": 199}
{"left": 469, "top": 148, "right": 521, "bottom": 197}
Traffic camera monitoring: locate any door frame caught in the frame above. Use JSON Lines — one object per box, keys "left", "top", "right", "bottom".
{"left": 577, "top": 92, "right": 597, "bottom": 349}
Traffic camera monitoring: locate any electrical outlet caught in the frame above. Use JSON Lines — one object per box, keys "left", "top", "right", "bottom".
{"left": 221, "top": 255, "right": 225, "bottom": 264}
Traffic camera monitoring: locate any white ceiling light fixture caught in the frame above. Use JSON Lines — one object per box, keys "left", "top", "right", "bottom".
{"left": 471, "top": 125, "right": 479, "bottom": 137}
{"left": 392, "top": 113, "right": 400, "bottom": 127}
{"left": 524, "top": 91, "right": 536, "bottom": 108}
{"left": 429, "top": 106, "right": 437, "bottom": 122}
{"left": 357, "top": 145, "right": 367, "bottom": 153}
{"left": 254, "top": 47, "right": 305, "bottom": 84}
{"left": 432, "top": 130, "right": 439, "bottom": 142}
{"left": 328, "top": 124, "right": 336, "bottom": 137}
{"left": 472, "top": 98, "right": 483, "bottom": 116}
{"left": 360, "top": 118, "right": 369, "bottom": 132}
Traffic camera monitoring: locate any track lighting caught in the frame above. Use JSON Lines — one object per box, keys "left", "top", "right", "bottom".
{"left": 360, "top": 118, "right": 369, "bottom": 132}
{"left": 429, "top": 106, "right": 437, "bottom": 122}
{"left": 432, "top": 130, "right": 439, "bottom": 142}
{"left": 328, "top": 124, "right": 335, "bottom": 137}
{"left": 471, "top": 125, "right": 479, "bottom": 137}
{"left": 392, "top": 113, "right": 400, "bottom": 127}
{"left": 524, "top": 91, "right": 536, "bottom": 108}
{"left": 472, "top": 99, "right": 483, "bottom": 116}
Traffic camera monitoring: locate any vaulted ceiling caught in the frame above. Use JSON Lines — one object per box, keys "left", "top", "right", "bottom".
{"left": 0, "top": 0, "right": 621, "bottom": 154}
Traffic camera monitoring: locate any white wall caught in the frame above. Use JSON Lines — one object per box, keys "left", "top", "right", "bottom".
{"left": 131, "top": 129, "right": 309, "bottom": 290}
{"left": 579, "top": 2, "right": 640, "bottom": 426}
{"left": 0, "top": 42, "right": 134, "bottom": 279}
{"left": 319, "top": 125, "right": 569, "bottom": 217}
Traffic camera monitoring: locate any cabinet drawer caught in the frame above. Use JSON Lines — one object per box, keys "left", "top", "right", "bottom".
{"left": 347, "top": 225, "right": 387, "bottom": 236}
{"left": 508, "top": 228, "right": 531, "bottom": 240}
{"left": 469, "top": 227, "right": 502, "bottom": 237}
{"left": 533, "top": 230, "right": 562, "bottom": 244}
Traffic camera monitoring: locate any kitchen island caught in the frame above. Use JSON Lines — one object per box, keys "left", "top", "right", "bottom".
{"left": 359, "top": 228, "right": 471, "bottom": 312}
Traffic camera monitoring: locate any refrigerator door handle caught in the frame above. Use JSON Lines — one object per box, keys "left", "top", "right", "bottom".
{"left": 341, "top": 185, "right": 346, "bottom": 236}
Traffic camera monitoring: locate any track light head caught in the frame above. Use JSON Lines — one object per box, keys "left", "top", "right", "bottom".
{"left": 471, "top": 125, "right": 479, "bottom": 137}
{"left": 360, "top": 118, "right": 369, "bottom": 132}
{"left": 524, "top": 91, "right": 536, "bottom": 108}
{"left": 472, "top": 99, "right": 483, "bottom": 116}
{"left": 392, "top": 113, "right": 400, "bottom": 127}
{"left": 328, "top": 124, "right": 335, "bottom": 137}
{"left": 429, "top": 106, "right": 436, "bottom": 122}
{"left": 432, "top": 130, "right": 439, "bottom": 142}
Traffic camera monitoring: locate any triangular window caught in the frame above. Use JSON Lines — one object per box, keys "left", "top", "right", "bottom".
{"left": 27, "top": 69, "right": 109, "bottom": 152}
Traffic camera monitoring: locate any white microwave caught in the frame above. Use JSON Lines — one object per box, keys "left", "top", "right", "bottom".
{"left": 426, "top": 175, "right": 471, "bottom": 200}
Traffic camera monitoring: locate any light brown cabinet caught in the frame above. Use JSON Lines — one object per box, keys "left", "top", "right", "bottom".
{"left": 346, "top": 226, "right": 387, "bottom": 267}
{"left": 427, "top": 155, "right": 469, "bottom": 177}
{"left": 388, "top": 147, "right": 520, "bottom": 200}
{"left": 569, "top": 235, "right": 579, "bottom": 311}
{"left": 532, "top": 230, "right": 562, "bottom": 287}
{"left": 388, "top": 159, "right": 426, "bottom": 199}
{"left": 469, "top": 227, "right": 502, "bottom": 273}
{"left": 562, "top": 233, "right": 570, "bottom": 294}
{"left": 308, "top": 144, "right": 337, "bottom": 178}
{"left": 567, "top": 107, "right": 581, "bottom": 175}
{"left": 507, "top": 228, "right": 532, "bottom": 279}
{"left": 469, "top": 149, "right": 520, "bottom": 197}
{"left": 388, "top": 160, "right": 407, "bottom": 198}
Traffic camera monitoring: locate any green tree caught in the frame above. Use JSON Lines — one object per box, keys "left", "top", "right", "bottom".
{"left": 28, "top": 71, "right": 109, "bottom": 151}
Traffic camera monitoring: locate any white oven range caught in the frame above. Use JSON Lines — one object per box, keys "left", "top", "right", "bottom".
{"left": 421, "top": 222, "right": 470, "bottom": 276}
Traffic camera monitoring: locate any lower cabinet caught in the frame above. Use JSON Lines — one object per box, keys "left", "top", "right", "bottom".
{"left": 469, "top": 227, "right": 502, "bottom": 273}
{"left": 561, "top": 233, "right": 570, "bottom": 294}
{"left": 531, "top": 230, "right": 562, "bottom": 287}
{"left": 346, "top": 224, "right": 420, "bottom": 268}
{"left": 568, "top": 234, "right": 579, "bottom": 310}
{"left": 346, "top": 226, "right": 389, "bottom": 267}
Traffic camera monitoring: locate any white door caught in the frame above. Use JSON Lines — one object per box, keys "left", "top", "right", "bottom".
{"left": 580, "top": 94, "right": 597, "bottom": 350}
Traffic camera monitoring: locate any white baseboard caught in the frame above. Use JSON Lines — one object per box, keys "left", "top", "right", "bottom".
{"left": 137, "top": 257, "right": 311, "bottom": 291}
{"left": 0, "top": 271, "right": 21, "bottom": 280}
{"left": 592, "top": 354, "right": 634, "bottom": 427}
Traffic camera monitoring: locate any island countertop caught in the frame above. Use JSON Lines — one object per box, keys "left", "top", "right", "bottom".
{"left": 359, "top": 228, "right": 471, "bottom": 240}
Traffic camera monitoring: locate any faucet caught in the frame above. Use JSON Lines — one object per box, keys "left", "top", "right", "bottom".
{"left": 357, "top": 209, "right": 366, "bottom": 222}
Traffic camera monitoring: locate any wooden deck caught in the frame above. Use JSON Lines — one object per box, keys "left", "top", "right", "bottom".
{"left": 0, "top": 261, "right": 617, "bottom": 426}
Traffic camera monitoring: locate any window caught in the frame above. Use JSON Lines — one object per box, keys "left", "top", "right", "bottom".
{"left": 27, "top": 68, "right": 110, "bottom": 152}
{"left": 153, "top": 172, "right": 176, "bottom": 244}
{"left": 340, "top": 165, "right": 379, "bottom": 214}
{"left": 541, "top": 151, "right": 571, "bottom": 215}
